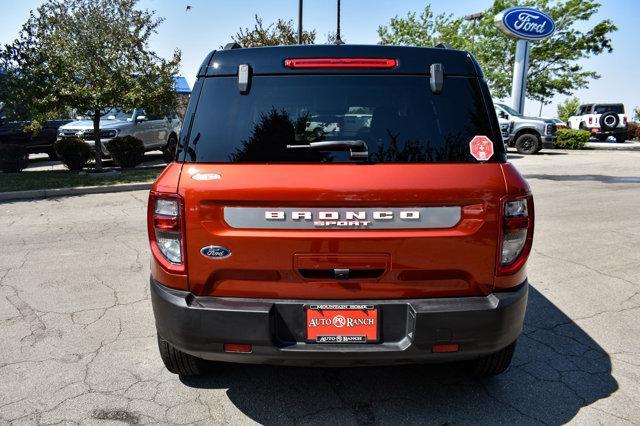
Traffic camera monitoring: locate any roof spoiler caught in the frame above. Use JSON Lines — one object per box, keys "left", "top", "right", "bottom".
{"left": 435, "top": 42, "right": 454, "bottom": 49}
{"left": 224, "top": 42, "right": 242, "bottom": 50}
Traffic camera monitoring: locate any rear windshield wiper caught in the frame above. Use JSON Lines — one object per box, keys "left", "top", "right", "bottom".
{"left": 286, "top": 140, "right": 369, "bottom": 160}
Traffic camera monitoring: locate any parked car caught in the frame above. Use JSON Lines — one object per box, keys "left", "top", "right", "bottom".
{"left": 0, "top": 118, "right": 73, "bottom": 159}
{"left": 305, "top": 115, "right": 340, "bottom": 140}
{"left": 498, "top": 117, "right": 513, "bottom": 148}
{"left": 568, "top": 103, "right": 628, "bottom": 143}
{"left": 57, "top": 108, "right": 182, "bottom": 162}
{"left": 494, "top": 103, "right": 557, "bottom": 154}
{"left": 148, "top": 44, "right": 533, "bottom": 378}
{"left": 549, "top": 118, "right": 567, "bottom": 128}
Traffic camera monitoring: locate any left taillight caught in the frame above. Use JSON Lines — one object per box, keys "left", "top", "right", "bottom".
{"left": 148, "top": 191, "right": 186, "bottom": 274}
{"left": 497, "top": 195, "right": 534, "bottom": 275}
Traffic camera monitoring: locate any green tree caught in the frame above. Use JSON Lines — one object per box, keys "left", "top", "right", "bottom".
{"left": 233, "top": 15, "right": 316, "bottom": 47}
{"left": 0, "top": 0, "right": 180, "bottom": 170}
{"left": 635, "top": 107, "right": 640, "bottom": 122}
{"left": 557, "top": 97, "right": 581, "bottom": 122}
{"left": 378, "top": 1, "right": 617, "bottom": 104}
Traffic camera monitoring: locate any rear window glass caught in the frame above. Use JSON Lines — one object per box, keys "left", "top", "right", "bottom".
{"left": 594, "top": 104, "right": 624, "bottom": 114}
{"left": 183, "top": 75, "right": 503, "bottom": 163}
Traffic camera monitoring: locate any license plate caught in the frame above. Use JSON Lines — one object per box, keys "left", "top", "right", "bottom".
{"left": 306, "top": 304, "right": 378, "bottom": 343}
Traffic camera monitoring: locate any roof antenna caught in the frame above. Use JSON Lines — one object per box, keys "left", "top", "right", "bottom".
{"left": 335, "top": 0, "right": 344, "bottom": 45}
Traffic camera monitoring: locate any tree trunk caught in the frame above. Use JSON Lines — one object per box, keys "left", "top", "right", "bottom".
{"left": 93, "top": 109, "right": 102, "bottom": 171}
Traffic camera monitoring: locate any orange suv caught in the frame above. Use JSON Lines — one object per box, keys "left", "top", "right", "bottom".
{"left": 148, "top": 44, "right": 533, "bottom": 377}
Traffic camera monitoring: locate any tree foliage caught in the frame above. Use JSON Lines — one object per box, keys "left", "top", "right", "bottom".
{"left": 378, "top": 0, "right": 617, "bottom": 103}
{"left": 557, "top": 96, "right": 581, "bottom": 122}
{"left": 0, "top": 0, "right": 181, "bottom": 169}
{"left": 233, "top": 15, "right": 316, "bottom": 47}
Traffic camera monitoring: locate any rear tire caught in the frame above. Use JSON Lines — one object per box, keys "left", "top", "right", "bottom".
{"left": 157, "top": 335, "right": 205, "bottom": 376}
{"left": 47, "top": 148, "right": 58, "bottom": 160}
{"left": 514, "top": 133, "right": 540, "bottom": 155}
{"left": 616, "top": 133, "right": 627, "bottom": 143}
{"left": 471, "top": 340, "right": 517, "bottom": 378}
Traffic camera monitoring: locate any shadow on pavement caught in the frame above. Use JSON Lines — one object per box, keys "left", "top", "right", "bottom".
{"left": 181, "top": 286, "right": 617, "bottom": 424}
{"left": 525, "top": 174, "right": 640, "bottom": 184}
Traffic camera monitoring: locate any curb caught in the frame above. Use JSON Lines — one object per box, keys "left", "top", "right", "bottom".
{"left": 585, "top": 142, "right": 640, "bottom": 151}
{"left": 0, "top": 182, "right": 153, "bottom": 202}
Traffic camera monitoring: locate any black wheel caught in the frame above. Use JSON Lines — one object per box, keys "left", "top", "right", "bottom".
{"left": 600, "top": 111, "right": 619, "bottom": 131}
{"left": 157, "top": 335, "right": 205, "bottom": 376}
{"left": 162, "top": 134, "right": 178, "bottom": 163}
{"left": 615, "top": 132, "right": 627, "bottom": 143}
{"left": 471, "top": 340, "right": 517, "bottom": 378}
{"left": 514, "top": 133, "right": 541, "bottom": 155}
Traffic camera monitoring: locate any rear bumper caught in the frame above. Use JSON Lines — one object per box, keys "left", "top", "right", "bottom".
{"left": 590, "top": 127, "right": 627, "bottom": 136}
{"left": 150, "top": 277, "right": 528, "bottom": 366}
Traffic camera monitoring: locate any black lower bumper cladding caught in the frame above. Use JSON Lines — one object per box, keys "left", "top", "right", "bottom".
{"left": 150, "top": 277, "right": 528, "bottom": 366}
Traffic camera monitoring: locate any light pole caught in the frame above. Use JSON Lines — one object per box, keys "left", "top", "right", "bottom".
{"left": 335, "top": 0, "right": 344, "bottom": 44}
{"left": 297, "top": 0, "right": 303, "bottom": 44}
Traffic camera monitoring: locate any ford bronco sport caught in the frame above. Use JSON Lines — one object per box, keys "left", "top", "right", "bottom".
{"left": 148, "top": 44, "right": 533, "bottom": 377}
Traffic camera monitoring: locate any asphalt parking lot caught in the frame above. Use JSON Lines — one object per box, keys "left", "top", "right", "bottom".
{"left": 1, "top": 149, "right": 639, "bottom": 424}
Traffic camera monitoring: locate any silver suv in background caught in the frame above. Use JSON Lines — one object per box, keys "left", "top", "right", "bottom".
{"left": 57, "top": 108, "right": 182, "bottom": 163}
{"left": 568, "top": 103, "right": 628, "bottom": 143}
{"left": 495, "top": 103, "right": 557, "bottom": 155}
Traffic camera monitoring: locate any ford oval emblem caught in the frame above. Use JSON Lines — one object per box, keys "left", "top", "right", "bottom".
{"left": 200, "top": 245, "right": 231, "bottom": 259}
{"left": 495, "top": 7, "right": 555, "bottom": 41}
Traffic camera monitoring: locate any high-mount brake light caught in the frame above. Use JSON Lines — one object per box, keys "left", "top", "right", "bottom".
{"left": 284, "top": 58, "right": 397, "bottom": 69}
{"left": 497, "top": 196, "right": 534, "bottom": 275}
{"left": 148, "top": 192, "right": 186, "bottom": 274}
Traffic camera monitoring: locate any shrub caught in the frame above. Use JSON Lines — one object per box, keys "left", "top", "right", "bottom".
{"left": 54, "top": 137, "right": 92, "bottom": 171}
{"left": 0, "top": 144, "right": 29, "bottom": 173}
{"left": 627, "top": 122, "right": 639, "bottom": 141}
{"left": 556, "top": 129, "right": 590, "bottom": 149}
{"left": 106, "top": 136, "right": 145, "bottom": 168}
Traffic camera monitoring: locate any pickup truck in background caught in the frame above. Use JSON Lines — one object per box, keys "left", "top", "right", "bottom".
{"left": 494, "top": 103, "right": 557, "bottom": 155}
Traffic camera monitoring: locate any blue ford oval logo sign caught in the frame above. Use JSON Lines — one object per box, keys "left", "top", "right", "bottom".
{"left": 495, "top": 7, "right": 555, "bottom": 41}
{"left": 200, "top": 245, "right": 231, "bottom": 259}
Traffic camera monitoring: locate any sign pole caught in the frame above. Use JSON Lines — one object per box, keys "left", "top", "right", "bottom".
{"left": 510, "top": 39, "right": 530, "bottom": 115}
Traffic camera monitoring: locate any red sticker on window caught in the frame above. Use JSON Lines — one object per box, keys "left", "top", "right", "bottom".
{"left": 469, "top": 136, "right": 494, "bottom": 161}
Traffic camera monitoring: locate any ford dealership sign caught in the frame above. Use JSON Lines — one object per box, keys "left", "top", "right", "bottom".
{"left": 494, "top": 7, "right": 555, "bottom": 41}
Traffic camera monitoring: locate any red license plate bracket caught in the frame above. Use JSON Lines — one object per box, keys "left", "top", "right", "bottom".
{"left": 305, "top": 304, "right": 379, "bottom": 343}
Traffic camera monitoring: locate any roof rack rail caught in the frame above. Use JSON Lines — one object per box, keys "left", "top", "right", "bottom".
{"left": 224, "top": 42, "right": 242, "bottom": 50}
{"left": 435, "top": 42, "right": 454, "bottom": 49}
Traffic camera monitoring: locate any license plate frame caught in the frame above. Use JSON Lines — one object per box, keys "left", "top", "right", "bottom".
{"left": 305, "top": 304, "right": 379, "bottom": 343}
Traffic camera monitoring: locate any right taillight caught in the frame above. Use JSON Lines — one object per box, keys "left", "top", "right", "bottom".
{"left": 148, "top": 191, "right": 186, "bottom": 274}
{"left": 497, "top": 195, "right": 534, "bottom": 275}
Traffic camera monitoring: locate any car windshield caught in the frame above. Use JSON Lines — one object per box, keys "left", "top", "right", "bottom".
{"left": 101, "top": 109, "right": 133, "bottom": 120}
{"left": 183, "top": 75, "right": 503, "bottom": 163}
{"left": 594, "top": 105, "right": 624, "bottom": 114}
{"left": 497, "top": 104, "right": 521, "bottom": 117}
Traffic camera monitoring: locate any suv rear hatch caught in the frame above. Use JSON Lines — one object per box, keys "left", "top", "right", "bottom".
{"left": 177, "top": 47, "right": 508, "bottom": 300}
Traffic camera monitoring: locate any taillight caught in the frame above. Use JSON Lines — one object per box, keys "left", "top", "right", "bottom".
{"left": 588, "top": 116, "right": 593, "bottom": 124}
{"left": 284, "top": 58, "right": 397, "bottom": 69}
{"left": 148, "top": 191, "right": 186, "bottom": 274}
{"left": 623, "top": 116, "right": 627, "bottom": 124}
{"left": 497, "top": 196, "right": 534, "bottom": 275}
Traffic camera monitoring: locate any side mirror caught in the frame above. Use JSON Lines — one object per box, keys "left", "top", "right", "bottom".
{"left": 499, "top": 111, "right": 509, "bottom": 120}
{"left": 135, "top": 115, "right": 147, "bottom": 123}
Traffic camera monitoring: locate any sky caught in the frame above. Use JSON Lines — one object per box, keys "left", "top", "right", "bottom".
{"left": 0, "top": 0, "right": 637, "bottom": 118}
